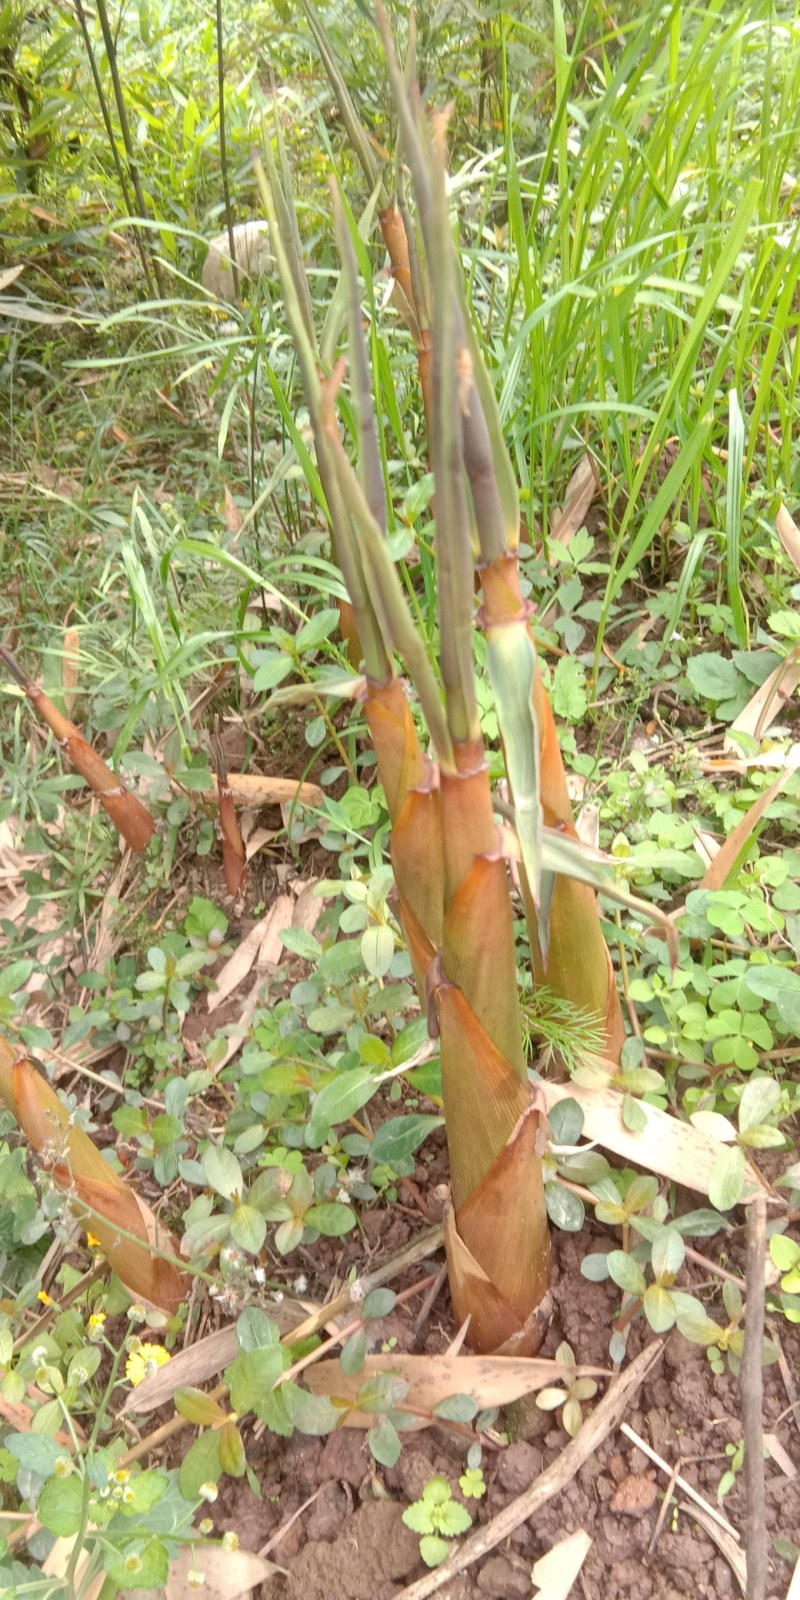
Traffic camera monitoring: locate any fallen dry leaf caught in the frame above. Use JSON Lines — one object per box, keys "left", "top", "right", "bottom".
{"left": 206, "top": 917, "right": 272, "bottom": 1012}
{"left": 244, "top": 825, "right": 278, "bottom": 861}
{"left": 32, "top": 462, "right": 82, "bottom": 500}
{"left": 701, "top": 744, "right": 800, "bottom": 774}
{"left": 257, "top": 894, "right": 294, "bottom": 968}
{"left": 700, "top": 755, "right": 799, "bottom": 890}
{"left": 763, "top": 1431, "right": 797, "bottom": 1480}
{"left": 677, "top": 1503, "right": 746, "bottom": 1595}
{"left": 166, "top": 1543, "right": 279, "bottom": 1600}
{"left": 549, "top": 454, "right": 599, "bottom": 552}
{"left": 292, "top": 877, "right": 325, "bottom": 935}
{"left": 210, "top": 979, "right": 262, "bottom": 1074}
{"left": 303, "top": 1350, "right": 603, "bottom": 1426}
{"left": 540, "top": 1080, "right": 763, "bottom": 1202}
{"left": 725, "top": 657, "right": 800, "bottom": 753}
{"left": 777, "top": 503, "right": 800, "bottom": 575}
{"left": 0, "top": 264, "right": 24, "bottom": 292}
{"left": 223, "top": 484, "right": 244, "bottom": 533}
{"left": 788, "top": 1555, "right": 800, "bottom": 1600}
{"left": 62, "top": 627, "right": 80, "bottom": 716}
{"left": 531, "top": 1529, "right": 592, "bottom": 1600}
{"left": 691, "top": 828, "right": 719, "bottom": 870}
{"left": 43, "top": 1537, "right": 103, "bottom": 1599}
{"left": 120, "top": 1299, "right": 318, "bottom": 1414}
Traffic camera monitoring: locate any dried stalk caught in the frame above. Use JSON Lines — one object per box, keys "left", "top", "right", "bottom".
{"left": 741, "top": 1192, "right": 768, "bottom": 1600}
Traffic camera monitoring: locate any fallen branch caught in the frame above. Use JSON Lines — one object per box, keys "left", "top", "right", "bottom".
{"left": 396, "top": 1340, "right": 664, "bottom": 1599}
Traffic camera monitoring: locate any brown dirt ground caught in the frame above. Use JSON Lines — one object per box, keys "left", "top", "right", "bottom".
{"left": 197, "top": 1216, "right": 800, "bottom": 1600}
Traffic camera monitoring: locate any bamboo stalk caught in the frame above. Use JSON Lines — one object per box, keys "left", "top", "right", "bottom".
{"left": 72, "top": 0, "right": 155, "bottom": 296}
{"left": 93, "top": 0, "right": 167, "bottom": 298}
{"left": 215, "top": 0, "right": 239, "bottom": 300}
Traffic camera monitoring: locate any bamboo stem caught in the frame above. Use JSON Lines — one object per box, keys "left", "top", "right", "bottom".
{"left": 93, "top": 0, "right": 167, "bottom": 298}
{"left": 215, "top": 0, "right": 239, "bottom": 299}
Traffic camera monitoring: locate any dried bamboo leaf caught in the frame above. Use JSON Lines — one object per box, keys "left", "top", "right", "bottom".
{"left": 166, "top": 1544, "right": 280, "bottom": 1600}
{"left": 550, "top": 455, "right": 600, "bottom": 551}
{"left": 776, "top": 503, "right": 800, "bottom": 575}
{"left": 303, "top": 1347, "right": 586, "bottom": 1422}
{"left": 541, "top": 1079, "right": 764, "bottom": 1201}
{"left": 700, "top": 757, "right": 799, "bottom": 890}
{"left": 724, "top": 654, "right": 800, "bottom": 752}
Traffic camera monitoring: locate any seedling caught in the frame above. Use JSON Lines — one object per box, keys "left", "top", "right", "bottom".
{"left": 402, "top": 1474, "right": 474, "bottom": 1568}
{"left": 535, "top": 1341, "right": 598, "bottom": 1437}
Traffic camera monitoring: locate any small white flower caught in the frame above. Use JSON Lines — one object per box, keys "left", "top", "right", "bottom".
{"left": 187, "top": 1570, "right": 206, "bottom": 1588}
{"left": 251, "top": 1266, "right": 266, "bottom": 1286}
{"left": 199, "top": 1482, "right": 219, "bottom": 1503}
{"left": 292, "top": 1274, "right": 308, "bottom": 1295}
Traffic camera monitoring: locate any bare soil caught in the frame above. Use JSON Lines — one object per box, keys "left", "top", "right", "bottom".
{"left": 200, "top": 1220, "right": 800, "bottom": 1600}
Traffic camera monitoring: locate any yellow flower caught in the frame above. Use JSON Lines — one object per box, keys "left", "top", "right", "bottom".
{"left": 125, "top": 1343, "right": 171, "bottom": 1386}
{"left": 88, "top": 1312, "right": 106, "bottom": 1330}
{"left": 37, "top": 1290, "right": 54, "bottom": 1306}
{"left": 86, "top": 1232, "right": 102, "bottom": 1249}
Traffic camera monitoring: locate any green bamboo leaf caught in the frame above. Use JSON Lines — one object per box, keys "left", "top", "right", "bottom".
{"left": 486, "top": 623, "right": 542, "bottom": 905}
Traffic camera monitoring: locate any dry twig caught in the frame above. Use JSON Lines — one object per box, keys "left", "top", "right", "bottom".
{"left": 741, "top": 1192, "right": 768, "bottom": 1600}
{"left": 619, "top": 1423, "right": 739, "bottom": 1539}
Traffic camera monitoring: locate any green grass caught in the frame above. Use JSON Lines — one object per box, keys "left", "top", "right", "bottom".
{"left": 472, "top": 3, "right": 800, "bottom": 670}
